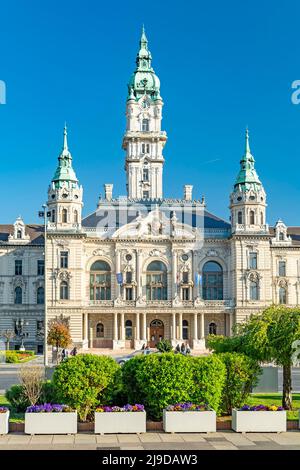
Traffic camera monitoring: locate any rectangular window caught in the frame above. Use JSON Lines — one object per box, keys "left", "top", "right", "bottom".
{"left": 278, "top": 261, "right": 286, "bottom": 277}
{"left": 15, "top": 260, "right": 22, "bottom": 276}
{"left": 143, "top": 191, "right": 149, "bottom": 199}
{"left": 249, "top": 252, "right": 257, "bottom": 270}
{"left": 126, "top": 271, "right": 132, "bottom": 283}
{"left": 182, "top": 287, "right": 190, "bottom": 300}
{"left": 37, "top": 260, "right": 44, "bottom": 276}
{"left": 125, "top": 287, "right": 133, "bottom": 300}
{"left": 143, "top": 168, "right": 149, "bottom": 181}
{"left": 182, "top": 271, "right": 189, "bottom": 284}
{"left": 60, "top": 251, "right": 68, "bottom": 269}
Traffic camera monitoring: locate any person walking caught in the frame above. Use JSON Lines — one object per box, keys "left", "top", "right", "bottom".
{"left": 175, "top": 343, "right": 181, "bottom": 353}
{"left": 181, "top": 342, "right": 186, "bottom": 355}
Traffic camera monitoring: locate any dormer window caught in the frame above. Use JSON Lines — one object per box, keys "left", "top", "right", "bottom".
{"left": 279, "top": 232, "right": 284, "bottom": 241}
{"left": 17, "top": 230, "right": 22, "bottom": 239}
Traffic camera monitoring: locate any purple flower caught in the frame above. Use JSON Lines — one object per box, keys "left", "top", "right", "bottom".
{"left": 26, "top": 403, "right": 67, "bottom": 413}
{"left": 166, "top": 403, "right": 208, "bottom": 412}
{"left": 0, "top": 407, "right": 8, "bottom": 413}
{"left": 96, "top": 404, "right": 144, "bottom": 413}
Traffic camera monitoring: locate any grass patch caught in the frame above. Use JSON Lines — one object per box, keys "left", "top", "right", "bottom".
{"left": 247, "top": 393, "right": 300, "bottom": 420}
{"left": 0, "top": 395, "right": 25, "bottom": 423}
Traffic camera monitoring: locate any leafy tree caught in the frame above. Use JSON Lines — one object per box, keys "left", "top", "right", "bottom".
{"left": 156, "top": 339, "right": 173, "bottom": 353}
{"left": 207, "top": 306, "right": 300, "bottom": 410}
{"left": 47, "top": 316, "right": 72, "bottom": 363}
{"left": 52, "top": 354, "right": 121, "bottom": 421}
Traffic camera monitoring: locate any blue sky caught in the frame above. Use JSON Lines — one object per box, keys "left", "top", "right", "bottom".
{"left": 0, "top": 0, "right": 300, "bottom": 225}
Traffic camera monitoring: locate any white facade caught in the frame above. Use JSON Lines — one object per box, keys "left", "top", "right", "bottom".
{"left": 0, "top": 29, "right": 300, "bottom": 353}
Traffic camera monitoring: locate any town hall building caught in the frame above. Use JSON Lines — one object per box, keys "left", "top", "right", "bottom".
{"left": 1, "top": 28, "right": 300, "bottom": 353}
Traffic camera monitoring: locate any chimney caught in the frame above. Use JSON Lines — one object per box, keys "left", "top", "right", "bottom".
{"left": 104, "top": 184, "right": 113, "bottom": 201}
{"left": 183, "top": 185, "right": 193, "bottom": 201}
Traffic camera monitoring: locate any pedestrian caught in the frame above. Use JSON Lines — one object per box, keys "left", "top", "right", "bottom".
{"left": 181, "top": 342, "right": 186, "bottom": 355}
{"left": 186, "top": 344, "right": 191, "bottom": 355}
{"left": 175, "top": 343, "right": 180, "bottom": 353}
{"left": 73, "top": 346, "right": 78, "bottom": 356}
{"left": 61, "top": 348, "right": 65, "bottom": 361}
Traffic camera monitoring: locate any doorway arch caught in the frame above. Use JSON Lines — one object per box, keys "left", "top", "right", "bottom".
{"left": 149, "top": 319, "right": 164, "bottom": 348}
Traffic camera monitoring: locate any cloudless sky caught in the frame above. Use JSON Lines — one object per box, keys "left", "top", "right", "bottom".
{"left": 1, "top": 0, "right": 300, "bottom": 225}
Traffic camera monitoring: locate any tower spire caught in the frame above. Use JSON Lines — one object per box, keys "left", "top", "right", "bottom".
{"left": 63, "top": 122, "right": 68, "bottom": 151}
{"left": 234, "top": 128, "right": 261, "bottom": 192}
{"left": 52, "top": 125, "right": 78, "bottom": 189}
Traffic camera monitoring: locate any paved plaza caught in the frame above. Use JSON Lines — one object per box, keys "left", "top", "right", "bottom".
{"left": 1, "top": 431, "right": 300, "bottom": 450}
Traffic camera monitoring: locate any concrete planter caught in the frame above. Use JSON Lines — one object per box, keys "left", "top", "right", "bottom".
{"left": 25, "top": 412, "right": 77, "bottom": 435}
{"left": 0, "top": 411, "right": 9, "bottom": 435}
{"left": 94, "top": 412, "right": 146, "bottom": 434}
{"left": 232, "top": 409, "right": 286, "bottom": 432}
{"left": 163, "top": 409, "right": 216, "bottom": 433}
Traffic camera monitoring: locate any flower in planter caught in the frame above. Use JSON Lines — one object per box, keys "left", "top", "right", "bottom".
{"left": 96, "top": 404, "right": 145, "bottom": 413}
{"left": 240, "top": 404, "right": 284, "bottom": 411}
{"left": 26, "top": 403, "right": 73, "bottom": 413}
{"left": 0, "top": 407, "right": 9, "bottom": 413}
{"left": 166, "top": 402, "right": 209, "bottom": 412}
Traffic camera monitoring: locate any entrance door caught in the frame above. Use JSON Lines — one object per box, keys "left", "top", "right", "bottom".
{"left": 149, "top": 319, "right": 164, "bottom": 348}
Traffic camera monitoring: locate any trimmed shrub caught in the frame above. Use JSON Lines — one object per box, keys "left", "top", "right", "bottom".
{"left": 5, "top": 384, "right": 30, "bottom": 412}
{"left": 218, "top": 352, "right": 262, "bottom": 415}
{"left": 156, "top": 339, "right": 173, "bottom": 353}
{"left": 190, "top": 355, "right": 226, "bottom": 415}
{"left": 52, "top": 354, "right": 121, "bottom": 421}
{"left": 39, "top": 380, "right": 58, "bottom": 404}
{"left": 122, "top": 353, "right": 195, "bottom": 421}
{"left": 5, "top": 351, "right": 19, "bottom": 363}
{"left": 15, "top": 350, "right": 35, "bottom": 356}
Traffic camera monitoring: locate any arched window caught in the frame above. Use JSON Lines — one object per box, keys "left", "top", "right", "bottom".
{"left": 125, "top": 320, "right": 133, "bottom": 339}
{"left": 90, "top": 260, "right": 111, "bottom": 300}
{"left": 250, "top": 210, "right": 255, "bottom": 225}
{"left": 60, "top": 281, "right": 69, "bottom": 300}
{"left": 14, "top": 286, "right": 22, "bottom": 304}
{"left": 146, "top": 261, "right": 167, "bottom": 300}
{"left": 279, "top": 287, "right": 287, "bottom": 304}
{"left": 74, "top": 210, "right": 78, "bottom": 224}
{"left": 250, "top": 280, "right": 259, "bottom": 300}
{"left": 279, "top": 232, "right": 284, "bottom": 241}
{"left": 261, "top": 212, "right": 264, "bottom": 225}
{"left": 96, "top": 322, "right": 104, "bottom": 338}
{"left": 209, "top": 322, "right": 217, "bottom": 335}
{"left": 62, "top": 209, "right": 68, "bottom": 224}
{"left": 182, "top": 320, "right": 189, "bottom": 340}
{"left": 202, "top": 261, "right": 223, "bottom": 300}
{"left": 238, "top": 211, "right": 243, "bottom": 224}
{"left": 17, "top": 230, "right": 22, "bottom": 239}
{"left": 37, "top": 287, "right": 44, "bottom": 305}
{"left": 51, "top": 210, "right": 55, "bottom": 223}
{"left": 142, "top": 119, "right": 149, "bottom": 132}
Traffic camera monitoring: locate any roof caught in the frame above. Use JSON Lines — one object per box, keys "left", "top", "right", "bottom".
{"left": 269, "top": 226, "right": 300, "bottom": 246}
{"left": 0, "top": 224, "right": 44, "bottom": 245}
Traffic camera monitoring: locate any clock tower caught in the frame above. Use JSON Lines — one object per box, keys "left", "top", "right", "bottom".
{"left": 47, "top": 125, "right": 83, "bottom": 230}
{"left": 122, "top": 27, "right": 167, "bottom": 200}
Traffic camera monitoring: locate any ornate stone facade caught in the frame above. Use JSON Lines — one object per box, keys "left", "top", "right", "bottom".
{"left": 1, "top": 28, "right": 300, "bottom": 353}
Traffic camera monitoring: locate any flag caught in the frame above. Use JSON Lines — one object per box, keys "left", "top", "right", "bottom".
{"left": 116, "top": 273, "right": 123, "bottom": 285}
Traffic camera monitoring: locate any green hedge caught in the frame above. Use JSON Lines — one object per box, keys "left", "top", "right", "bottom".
{"left": 52, "top": 354, "right": 121, "bottom": 421}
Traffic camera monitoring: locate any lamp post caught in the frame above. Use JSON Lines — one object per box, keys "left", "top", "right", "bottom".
{"left": 39, "top": 204, "right": 48, "bottom": 366}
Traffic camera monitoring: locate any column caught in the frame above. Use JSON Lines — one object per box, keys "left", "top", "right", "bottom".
{"left": 228, "top": 313, "right": 233, "bottom": 337}
{"left": 178, "top": 312, "right": 183, "bottom": 340}
{"left": 113, "top": 312, "right": 118, "bottom": 341}
{"left": 142, "top": 312, "right": 147, "bottom": 341}
{"left": 193, "top": 313, "right": 198, "bottom": 340}
{"left": 84, "top": 313, "right": 88, "bottom": 341}
{"left": 172, "top": 312, "right": 176, "bottom": 341}
{"left": 136, "top": 250, "right": 142, "bottom": 298}
{"left": 200, "top": 313, "right": 205, "bottom": 339}
{"left": 120, "top": 313, "right": 125, "bottom": 340}
{"left": 172, "top": 250, "right": 177, "bottom": 298}
{"left": 89, "top": 327, "right": 93, "bottom": 349}
{"left": 136, "top": 313, "right": 140, "bottom": 340}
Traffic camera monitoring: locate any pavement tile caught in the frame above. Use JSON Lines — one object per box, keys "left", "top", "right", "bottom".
{"left": 241, "top": 433, "right": 272, "bottom": 442}
{"left": 138, "top": 433, "right": 163, "bottom": 442}
{"left": 52, "top": 435, "right": 75, "bottom": 444}
{"left": 210, "top": 441, "right": 238, "bottom": 450}
{"left": 96, "top": 435, "right": 119, "bottom": 444}
{"left": 117, "top": 435, "right": 141, "bottom": 443}
{"left": 178, "top": 434, "right": 206, "bottom": 442}
{"left": 220, "top": 432, "right": 256, "bottom": 446}
{"left": 158, "top": 433, "right": 184, "bottom": 442}
{"left": 30, "top": 435, "right": 53, "bottom": 444}
{"left": 142, "top": 442, "right": 214, "bottom": 450}
{"left": 7, "top": 435, "right": 31, "bottom": 444}
{"left": 120, "top": 446, "right": 144, "bottom": 450}
{"left": 75, "top": 434, "right": 96, "bottom": 443}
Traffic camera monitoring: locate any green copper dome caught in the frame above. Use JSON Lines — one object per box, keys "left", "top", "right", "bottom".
{"left": 233, "top": 129, "right": 262, "bottom": 192}
{"left": 52, "top": 125, "right": 79, "bottom": 189}
{"left": 127, "top": 26, "right": 161, "bottom": 101}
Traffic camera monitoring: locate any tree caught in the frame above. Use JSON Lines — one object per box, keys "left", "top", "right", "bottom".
{"left": 0, "top": 329, "right": 16, "bottom": 350}
{"left": 19, "top": 365, "right": 45, "bottom": 405}
{"left": 207, "top": 306, "right": 300, "bottom": 410}
{"left": 47, "top": 316, "right": 72, "bottom": 363}
{"left": 156, "top": 339, "right": 173, "bottom": 353}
